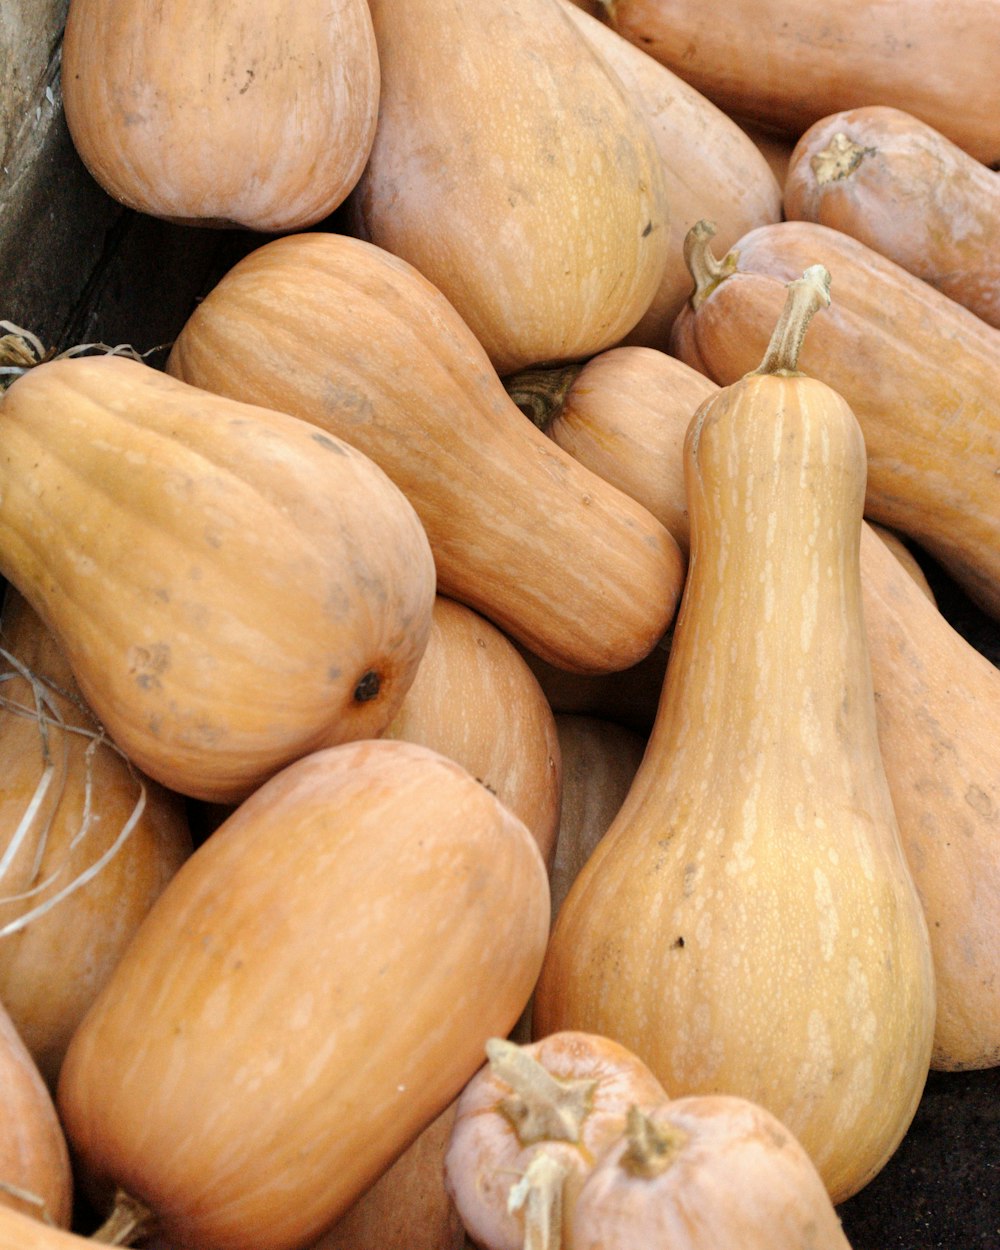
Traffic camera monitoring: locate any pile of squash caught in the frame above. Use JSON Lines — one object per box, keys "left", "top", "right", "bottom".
{"left": 1, "top": 0, "right": 998, "bottom": 1247}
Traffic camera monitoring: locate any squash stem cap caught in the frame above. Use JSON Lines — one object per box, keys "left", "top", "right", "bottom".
{"left": 619, "top": 1105, "right": 689, "bottom": 1179}
{"left": 486, "top": 1036, "right": 598, "bottom": 1145}
{"left": 504, "top": 364, "right": 583, "bottom": 433}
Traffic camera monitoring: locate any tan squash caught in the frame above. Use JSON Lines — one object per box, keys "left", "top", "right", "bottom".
{"left": 0, "top": 587, "right": 192, "bottom": 1087}
{"left": 167, "top": 232, "right": 685, "bottom": 675}
{"left": 784, "top": 106, "right": 1000, "bottom": 330}
{"left": 444, "top": 1032, "right": 668, "bottom": 1250}
{"left": 309, "top": 1102, "right": 464, "bottom": 1250}
{"left": 562, "top": 1, "right": 782, "bottom": 344}
{"left": 866, "top": 524, "right": 936, "bottom": 605}
{"left": 669, "top": 219, "right": 1000, "bottom": 621}
{"left": 57, "top": 739, "right": 550, "bottom": 1250}
{"left": 569, "top": 1097, "right": 853, "bottom": 1249}
{"left": 348, "top": 0, "right": 669, "bottom": 376}
{"left": 61, "top": 0, "right": 379, "bottom": 230}
{"left": 0, "top": 354, "right": 436, "bottom": 803}
{"left": 507, "top": 346, "right": 717, "bottom": 554}
{"left": 598, "top": 0, "right": 1000, "bottom": 166}
{"left": 734, "top": 117, "right": 796, "bottom": 188}
{"left": 0, "top": 1207, "right": 92, "bottom": 1250}
{"left": 383, "top": 596, "right": 562, "bottom": 868}
{"left": 533, "top": 269, "right": 937, "bottom": 1203}
{"left": 550, "top": 714, "right": 647, "bottom": 922}
{"left": 0, "top": 1004, "right": 72, "bottom": 1229}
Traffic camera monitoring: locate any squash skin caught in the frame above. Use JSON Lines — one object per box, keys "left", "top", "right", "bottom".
{"left": 0, "top": 1207, "right": 90, "bottom": 1250}
{"left": 784, "top": 106, "right": 1000, "bottom": 330}
{"left": 563, "top": 3, "right": 782, "bottom": 345}
{"left": 384, "top": 596, "right": 562, "bottom": 869}
{"left": 602, "top": 0, "right": 1000, "bottom": 166}
{"left": 349, "top": 0, "right": 670, "bottom": 377}
{"left": 568, "top": 1096, "right": 852, "bottom": 1250}
{"left": 0, "top": 588, "right": 192, "bottom": 1088}
{"left": 0, "top": 356, "right": 436, "bottom": 803}
{"left": 56, "top": 739, "right": 551, "bottom": 1250}
{"left": 532, "top": 366, "right": 936, "bottom": 1203}
{"left": 0, "top": 1004, "right": 72, "bottom": 1230}
{"left": 61, "top": 0, "right": 379, "bottom": 231}
{"left": 669, "top": 220, "right": 1000, "bottom": 621}
{"left": 166, "top": 232, "right": 685, "bottom": 675}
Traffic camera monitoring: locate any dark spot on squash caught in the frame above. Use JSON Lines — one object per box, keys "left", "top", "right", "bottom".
{"left": 312, "top": 432, "right": 348, "bottom": 454}
{"left": 642, "top": 220, "right": 653, "bottom": 237}
{"left": 672, "top": 936, "right": 685, "bottom": 949}
{"left": 353, "top": 670, "right": 381, "bottom": 702}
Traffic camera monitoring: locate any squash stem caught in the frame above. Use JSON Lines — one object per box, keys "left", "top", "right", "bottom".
{"left": 683, "top": 220, "right": 739, "bottom": 311}
{"left": 811, "top": 132, "right": 875, "bottom": 185}
{"left": 752, "top": 264, "right": 831, "bottom": 377}
{"left": 618, "top": 1105, "right": 689, "bottom": 1179}
{"left": 90, "top": 1189, "right": 156, "bottom": 1245}
{"left": 504, "top": 364, "right": 583, "bottom": 433}
{"left": 507, "top": 1150, "right": 570, "bottom": 1250}
{"left": 486, "top": 1037, "right": 598, "bottom": 1145}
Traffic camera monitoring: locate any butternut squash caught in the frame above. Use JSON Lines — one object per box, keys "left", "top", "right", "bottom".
{"left": 533, "top": 268, "right": 937, "bottom": 1203}
{"left": 384, "top": 596, "right": 562, "bottom": 869}
{"left": 0, "top": 587, "right": 192, "bottom": 1087}
{"left": 57, "top": 739, "right": 550, "bottom": 1250}
{"left": 0, "top": 1004, "right": 71, "bottom": 1229}
{"left": 0, "top": 355, "right": 436, "bottom": 803}
{"left": 0, "top": 1207, "right": 91, "bottom": 1250}
{"left": 784, "top": 106, "right": 1000, "bottom": 330}
{"left": 569, "top": 1097, "right": 853, "bottom": 1249}
{"left": 561, "top": 1, "right": 782, "bottom": 344}
{"left": 669, "top": 219, "right": 1000, "bottom": 621}
{"left": 349, "top": 0, "right": 670, "bottom": 376}
{"left": 167, "top": 232, "right": 685, "bottom": 674}
{"left": 62, "top": 0, "right": 379, "bottom": 230}
{"left": 597, "top": 0, "right": 1000, "bottom": 166}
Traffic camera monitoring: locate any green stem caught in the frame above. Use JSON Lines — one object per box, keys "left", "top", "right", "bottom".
{"left": 486, "top": 1037, "right": 598, "bottom": 1145}
{"left": 504, "top": 364, "right": 583, "bottom": 433}
{"left": 752, "top": 264, "right": 831, "bottom": 377}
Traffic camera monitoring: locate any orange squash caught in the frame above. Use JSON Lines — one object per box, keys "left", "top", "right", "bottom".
{"left": 669, "top": 219, "right": 1000, "bottom": 621}
{"left": 349, "top": 0, "right": 669, "bottom": 376}
{"left": 534, "top": 269, "right": 936, "bottom": 1203}
{"left": 57, "top": 739, "right": 550, "bottom": 1250}
{"left": 167, "top": 232, "right": 685, "bottom": 675}
{"left": 784, "top": 106, "right": 1000, "bottom": 330}
{"left": 598, "top": 0, "right": 1000, "bottom": 166}
{"left": 562, "top": 1, "right": 782, "bottom": 344}
{"left": 0, "top": 587, "right": 192, "bottom": 1087}
{"left": 61, "top": 0, "right": 379, "bottom": 230}
{"left": 0, "top": 1004, "right": 72, "bottom": 1229}
{"left": 0, "top": 1207, "right": 92, "bottom": 1250}
{"left": 569, "top": 1097, "right": 853, "bottom": 1249}
{"left": 0, "top": 355, "right": 436, "bottom": 803}
{"left": 384, "top": 596, "right": 562, "bottom": 868}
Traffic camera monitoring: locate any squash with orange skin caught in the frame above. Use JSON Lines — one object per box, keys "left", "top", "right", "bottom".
{"left": 0, "top": 355, "right": 436, "bottom": 803}
{"left": 0, "top": 1004, "right": 71, "bottom": 1229}
{"left": 784, "top": 106, "right": 1000, "bottom": 329}
{"left": 349, "top": 0, "right": 670, "bottom": 376}
{"left": 384, "top": 597, "right": 562, "bottom": 869}
{"left": 57, "top": 739, "right": 550, "bottom": 1250}
{"left": 167, "top": 232, "right": 685, "bottom": 675}
{"left": 597, "top": 0, "right": 1000, "bottom": 166}
{"left": 62, "top": 0, "right": 379, "bottom": 230}
{"left": 561, "top": 1, "right": 782, "bottom": 344}
{"left": 534, "top": 269, "right": 936, "bottom": 1203}
{"left": 669, "top": 219, "right": 1000, "bottom": 621}
{"left": 569, "top": 1097, "right": 853, "bottom": 1249}
{"left": 0, "top": 1207, "right": 91, "bottom": 1250}
{"left": 0, "top": 588, "right": 192, "bottom": 1087}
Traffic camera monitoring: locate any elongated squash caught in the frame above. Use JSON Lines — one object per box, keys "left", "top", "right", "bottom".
{"left": 533, "top": 269, "right": 936, "bottom": 1203}
{"left": 784, "top": 106, "right": 1000, "bottom": 330}
{"left": 0, "top": 588, "right": 192, "bottom": 1087}
{"left": 57, "top": 739, "right": 550, "bottom": 1250}
{"left": 598, "top": 0, "right": 1000, "bottom": 166}
{"left": 562, "top": 1, "right": 782, "bottom": 344}
{"left": 350, "top": 0, "right": 669, "bottom": 376}
{"left": 0, "top": 356, "right": 436, "bottom": 802}
{"left": 669, "top": 219, "right": 1000, "bottom": 620}
{"left": 167, "top": 232, "right": 685, "bottom": 674}
{"left": 62, "top": 0, "right": 379, "bottom": 230}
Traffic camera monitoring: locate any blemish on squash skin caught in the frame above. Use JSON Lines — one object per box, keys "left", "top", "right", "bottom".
{"left": 965, "top": 785, "right": 996, "bottom": 821}
{"left": 128, "top": 642, "right": 171, "bottom": 690}
{"left": 311, "top": 431, "right": 349, "bottom": 454}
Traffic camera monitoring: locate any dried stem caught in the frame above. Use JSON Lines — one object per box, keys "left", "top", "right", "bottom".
{"left": 0, "top": 321, "right": 170, "bottom": 391}
{"left": 683, "top": 221, "right": 739, "bottom": 311}
{"left": 504, "top": 364, "right": 583, "bottom": 432}
{"left": 507, "top": 1151, "right": 571, "bottom": 1250}
{"left": 91, "top": 1190, "right": 157, "bottom": 1245}
{"left": 752, "top": 264, "right": 832, "bottom": 377}
{"left": 619, "top": 1105, "right": 689, "bottom": 1179}
{"left": 486, "top": 1037, "right": 598, "bottom": 1145}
